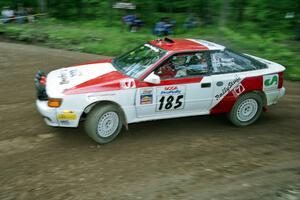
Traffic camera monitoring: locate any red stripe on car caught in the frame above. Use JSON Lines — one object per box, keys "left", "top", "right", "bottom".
{"left": 210, "top": 76, "right": 263, "bottom": 114}
{"left": 64, "top": 71, "right": 127, "bottom": 95}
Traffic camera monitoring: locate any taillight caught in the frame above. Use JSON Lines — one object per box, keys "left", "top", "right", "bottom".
{"left": 48, "top": 98, "right": 62, "bottom": 108}
{"left": 278, "top": 72, "right": 283, "bottom": 88}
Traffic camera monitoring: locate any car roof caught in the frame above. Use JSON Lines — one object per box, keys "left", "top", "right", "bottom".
{"left": 150, "top": 38, "right": 225, "bottom": 52}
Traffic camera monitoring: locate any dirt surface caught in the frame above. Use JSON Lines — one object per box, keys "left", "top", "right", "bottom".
{"left": 0, "top": 42, "right": 300, "bottom": 200}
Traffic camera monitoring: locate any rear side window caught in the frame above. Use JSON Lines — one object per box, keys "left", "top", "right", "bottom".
{"left": 210, "top": 50, "right": 259, "bottom": 73}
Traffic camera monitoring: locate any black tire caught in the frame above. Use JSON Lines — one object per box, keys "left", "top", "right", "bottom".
{"left": 228, "top": 92, "right": 263, "bottom": 126}
{"left": 85, "top": 104, "right": 123, "bottom": 144}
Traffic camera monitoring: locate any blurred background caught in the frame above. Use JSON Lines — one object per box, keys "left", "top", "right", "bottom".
{"left": 0, "top": 0, "right": 299, "bottom": 80}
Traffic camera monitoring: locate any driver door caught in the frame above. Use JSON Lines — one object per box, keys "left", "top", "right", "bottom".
{"left": 135, "top": 52, "right": 213, "bottom": 118}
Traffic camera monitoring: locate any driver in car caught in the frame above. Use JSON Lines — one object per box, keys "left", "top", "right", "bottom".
{"left": 155, "top": 59, "right": 178, "bottom": 79}
{"left": 156, "top": 53, "right": 208, "bottom": 79}
{"left": 175, "top": 54, "right": 208, "bottom": 77}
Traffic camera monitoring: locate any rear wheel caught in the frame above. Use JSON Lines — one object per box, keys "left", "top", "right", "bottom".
{"left": 85, "top": 104, "right": 123, "bottom": 144}
{"left": 228, "top": 92, "right": 263, "bottom": 126}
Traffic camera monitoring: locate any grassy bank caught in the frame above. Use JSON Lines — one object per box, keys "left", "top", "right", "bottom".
{"left": 1, "top": 19, "right": 299, "bottom": 80}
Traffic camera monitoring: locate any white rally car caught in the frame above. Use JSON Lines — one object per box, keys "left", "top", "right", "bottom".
{"left": 35, "top": 38, "right": 285, "bottom": 144}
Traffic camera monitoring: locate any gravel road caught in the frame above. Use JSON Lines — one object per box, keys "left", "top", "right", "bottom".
{"left": 0, "top": 42, "right": 300, "bottom": 200}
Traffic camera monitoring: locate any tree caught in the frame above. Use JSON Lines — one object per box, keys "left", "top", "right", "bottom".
{"left": 219, "top": 0, "right": 229, "bottom": 26}
{"left": 38, "top": 0, "right": 47, "bottom": 12}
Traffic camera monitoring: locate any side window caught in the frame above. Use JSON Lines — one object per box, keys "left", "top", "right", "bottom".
{"left": 210, "top": 50, "right": 257, "bottom": 73}
{"left": 154, "top": 52, "right": 208, "bottom": 79}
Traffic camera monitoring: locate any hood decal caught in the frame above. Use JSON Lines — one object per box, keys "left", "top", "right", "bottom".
{"left": 46, "top": 62, "right": 116, "bottom": 97}
{"left": 63, "top": 71, "right": 133, "bottom": 95}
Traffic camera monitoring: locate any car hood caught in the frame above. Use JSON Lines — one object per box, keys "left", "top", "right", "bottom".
{"left": 46, "top": 62, "right": 118, "bottom": 97}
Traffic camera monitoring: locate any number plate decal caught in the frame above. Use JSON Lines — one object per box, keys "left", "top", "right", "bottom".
{"left": 57, "top": 110, "right": 77, "bottom": 120}
{"left": 156, "top": 85, "right": 186, "bottom": 111}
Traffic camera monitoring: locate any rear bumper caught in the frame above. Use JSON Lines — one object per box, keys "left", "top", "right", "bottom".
{"left": 279, "top": 87, "right": 286, "bottom": 98}
{"left": 265, "top": 87, "right": 285, "bottom": 106}
{"left": 36, "top": 100, "right": 59, "bottom": 127}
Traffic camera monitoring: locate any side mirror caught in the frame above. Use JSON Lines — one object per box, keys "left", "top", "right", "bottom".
{"left": 144, "top": 72, "right": 161, "bottom": 84}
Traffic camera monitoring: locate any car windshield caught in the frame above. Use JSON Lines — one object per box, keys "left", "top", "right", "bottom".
{"left": 113, "top": 44, "right": 167, "bottom": 78}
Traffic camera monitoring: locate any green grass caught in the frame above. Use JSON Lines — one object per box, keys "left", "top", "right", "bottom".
{"left": 1, "top": 18, "right": 299, "bottom": 80}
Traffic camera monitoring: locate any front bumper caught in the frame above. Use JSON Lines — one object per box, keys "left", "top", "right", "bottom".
{"left": 36, "top": 99, "right": 82, "bottom": 127}
{"left": 35, "top": 71, "right": 82, "bottom": 128}
{"left": 36, "top": 100, "right": 59, "bottom": 126}
{"left": 35, "top": 71, "right": 59, "bottom": 126}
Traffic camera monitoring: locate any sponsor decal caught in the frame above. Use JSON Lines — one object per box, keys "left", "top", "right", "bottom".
{"left": 263, "top": 74, "right": 278, "bottom": 91}
{"left": 59, "top": 69, "right": 83, "bottom": 85}
{"left": 156, "top": 85, "right": 185, "bottom": 111}
{"left": 140, "top": 95, "right": 153, "bottom": 105}
{"left": 215, "top": 76, "right": 241, "bottom": 100}
{"left": 232, "top": 83, "right": 245, "bottom": 97}
{"left": 160, "top": 86, "right": 183, "bottom": 95}
{"left": 140, "top": 88, "right": 153, "bottom": 105}
{"left": 141, "top": 88, "right": 153, "bottom": 94}
{"left": 120, "top": 78, "right": 136, "bottom": 89}
{"left": 87, "top": 93, "right": 116, "bottom": 101}
{"left": 57, "top": 110, "right": 77, "bottom": 120}
{"left": 59, "top": 72, "right": 69, "bottom": 85}
{"left": 69, "top": 69, "right": 82, "bottom": 77}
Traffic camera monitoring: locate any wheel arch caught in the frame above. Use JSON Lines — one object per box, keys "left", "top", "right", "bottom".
{"left": 80, "top": 100, "right": 128, "bottom": 129}
{"left": 210, "top": 89, "right": 267, "bottom": 114}
{"left": 233, "top": 90, "right": 267, "bottom": 108}
{"left": 248, "top": 90, "right": 267, "bottom": 108}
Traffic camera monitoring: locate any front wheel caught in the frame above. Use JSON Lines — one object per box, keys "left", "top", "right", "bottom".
{"left": 85, "top": 104, "right": 123, "bottom": 144}
{"left": 228, "top": 92, "right": 263, "bottom": 126}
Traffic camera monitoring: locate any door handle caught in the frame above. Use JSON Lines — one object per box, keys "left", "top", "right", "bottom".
{"left": 201, "top": 83, "right": 211, "bottom": 88}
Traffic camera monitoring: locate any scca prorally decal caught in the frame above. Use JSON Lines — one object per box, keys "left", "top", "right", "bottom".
{"left": 215, "top": 76, "right": 241, "bottom": 100}
{"left": 160, "top": 86, "right": 182, "bottom": 95}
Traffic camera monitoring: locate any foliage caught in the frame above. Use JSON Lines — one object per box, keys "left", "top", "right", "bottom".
{"left": 1, "top": 0, "right": 299, "bottom": 27}
{"left": 0, "top": 0, "right": 299, "bottom": 80}
{"left": 1, "top": 19, "right": 299, "bottom": 80}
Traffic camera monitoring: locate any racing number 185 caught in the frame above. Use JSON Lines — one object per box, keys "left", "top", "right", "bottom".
{"left": 158, "top": 95, "right": 184, "bottom": 110}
